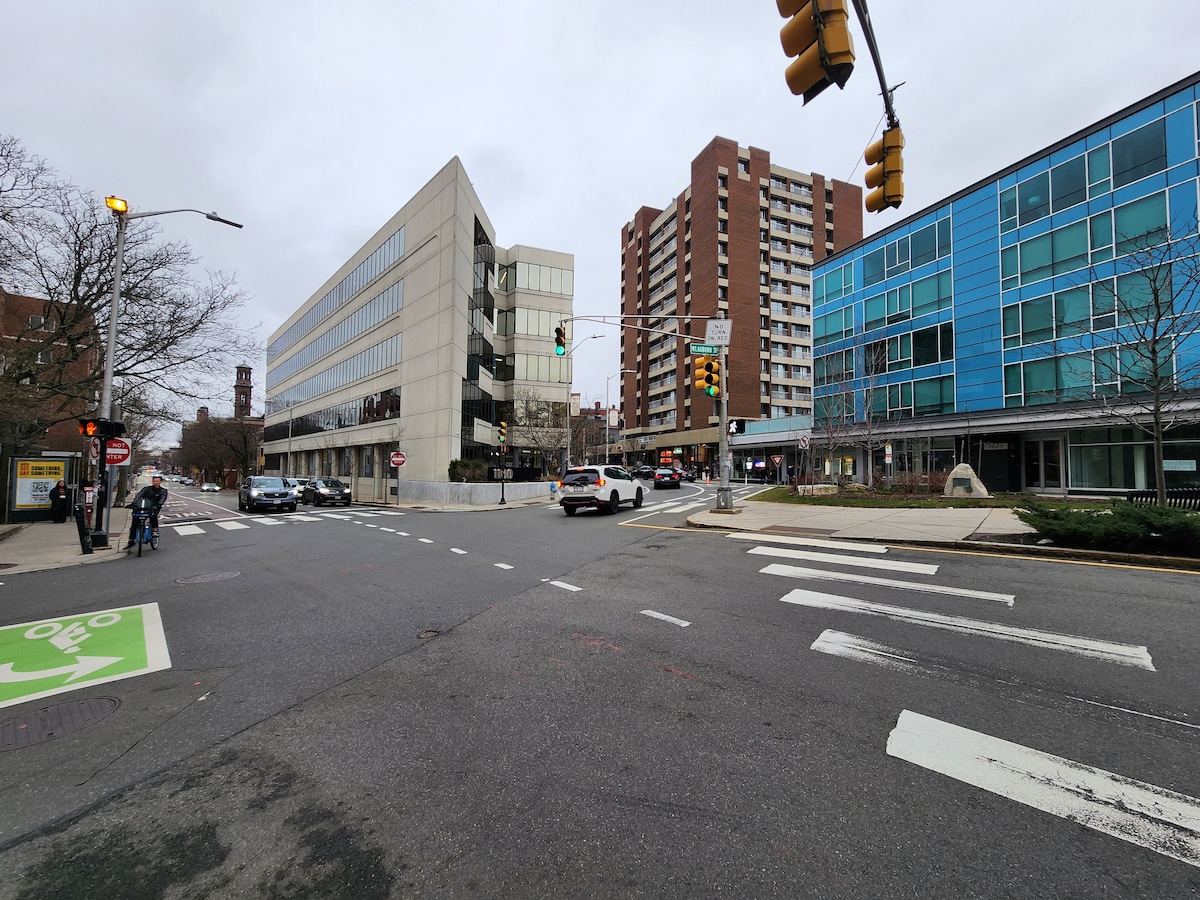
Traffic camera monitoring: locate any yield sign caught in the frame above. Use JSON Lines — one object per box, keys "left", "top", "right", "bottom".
{"left": 0, "top": 603, "right": 171, "bottom": 709}
{"left": 771, "top": 454, "right": 785, "bottom": 468}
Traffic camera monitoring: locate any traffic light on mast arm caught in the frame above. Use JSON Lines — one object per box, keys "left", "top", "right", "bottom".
{"left": 554, "top": 325, "right": 567, "bottom": 356}
{"left": 864, "top": 126, "right": 905, "bottom": 213}
{"left": 777, "top": 0, "right": 855, "bottom": 104}
{"left": 693, "top": 355, "right": 721, "bottom": 397}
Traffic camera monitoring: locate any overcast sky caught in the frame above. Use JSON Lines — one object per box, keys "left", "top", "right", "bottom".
{"left": 6, "top": 1, "right": 1199, "bottom": 437}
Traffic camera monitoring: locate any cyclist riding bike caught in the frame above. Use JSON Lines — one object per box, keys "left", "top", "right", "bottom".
{"left": 127, "top": 474, "right": 168, "bottom": 552}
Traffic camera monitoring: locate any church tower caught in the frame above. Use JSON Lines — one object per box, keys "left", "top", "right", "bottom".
{"left": 234, "top": 365, "right": 252, "bottom": 419}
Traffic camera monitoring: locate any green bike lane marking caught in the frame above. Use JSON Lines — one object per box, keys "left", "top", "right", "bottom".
{"left": 0, "top": 603, "right": 171, "bottom": 709}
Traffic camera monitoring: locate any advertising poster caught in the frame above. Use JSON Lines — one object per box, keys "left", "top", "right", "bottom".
{"left": 14, "top": 459, "right": 66, "bottom": 510}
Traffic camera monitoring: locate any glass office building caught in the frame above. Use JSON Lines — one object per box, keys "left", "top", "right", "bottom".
{"left": 811, "top": 71, "right": 1200, "bottom": 493}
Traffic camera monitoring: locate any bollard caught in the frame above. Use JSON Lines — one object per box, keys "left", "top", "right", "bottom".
{"left": 73, "top": 504, "right": 93, "bottom": 555}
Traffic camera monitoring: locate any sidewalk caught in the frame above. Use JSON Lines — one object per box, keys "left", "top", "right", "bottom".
{"left": 0, "top": 505, "right": 134, "bottom": 576}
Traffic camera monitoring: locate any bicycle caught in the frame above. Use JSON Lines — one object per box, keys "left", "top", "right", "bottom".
{"left": 128, "top": 498, "right": 160, "bottom": 557}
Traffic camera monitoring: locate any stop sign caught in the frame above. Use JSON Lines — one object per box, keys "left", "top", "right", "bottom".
{"left": 105, "top": 438, "right": 132, "bottom": 466}
{"left": 390, "top": 450, "right": 407, "bottom": 467}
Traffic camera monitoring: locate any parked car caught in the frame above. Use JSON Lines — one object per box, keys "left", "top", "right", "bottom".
{"left": 653, "top": 467, "right": 683, "bottom": 489}
{"left": 675, "top": 468, "right": 696, "bottom": 482}
{"left": 631, "top": 465, "right": 656, "bottom": 480}
{"left": 182, "top": 477, "right": 194, "bottom": 486}
{"left": 302, "top": 478, "right": 352, "bottom": 506}
{"left": 238, "top": 476, "right": 298, "bottom": 513}
{"left": 200, "top": 482, "right": 221, "bottom": 493}
{"left": 558, "top": 465, "right": 644, "bottom": 516}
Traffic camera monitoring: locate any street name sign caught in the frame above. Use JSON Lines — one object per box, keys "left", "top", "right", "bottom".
{"left": 689, "top": 343, "right": 719, "bottom": 355}
{"left": 0, "top": 603, "right": 171, "bottom": 709}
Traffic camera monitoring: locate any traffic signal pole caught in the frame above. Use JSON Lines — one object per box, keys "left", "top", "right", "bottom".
{"left": 716, "top": 335, "right": 733, "bottom": 510}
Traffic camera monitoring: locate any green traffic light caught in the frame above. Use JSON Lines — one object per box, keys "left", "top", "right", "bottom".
{"left": 555, "top": 345, "right": 565, "bottom": 356}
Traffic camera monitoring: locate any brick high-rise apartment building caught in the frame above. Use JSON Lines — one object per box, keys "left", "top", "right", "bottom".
{"left": 619, "top": 137, "right": 862, "bottom": 471}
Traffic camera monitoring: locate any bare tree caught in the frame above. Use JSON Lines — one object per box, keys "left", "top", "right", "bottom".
{"left": 1089, "top": 222, "right": 1200, "bottom": 505}
{"left": 512, "top": 384, "right": 565, "bottom": 473}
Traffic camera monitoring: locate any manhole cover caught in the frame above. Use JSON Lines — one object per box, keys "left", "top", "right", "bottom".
{"left": 176, "top": 571, "right": 241, "bottom": 584}
{"left": 1, "top": 698, "right": 119, "bottom": 750}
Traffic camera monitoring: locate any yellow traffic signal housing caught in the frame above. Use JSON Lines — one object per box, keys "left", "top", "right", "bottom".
{"left": 498, "top": 421, "right": 507, "bottom": 443}
{"left": 693, "top": 356, "right": 721, "bottom": 397}
{"left": 778, "top": 0, "right": 855, "bottom": 104}
{"left": 864, "top": 126, "right": 905, "bottom": 213}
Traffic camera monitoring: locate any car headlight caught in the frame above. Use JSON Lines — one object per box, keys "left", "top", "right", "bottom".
{"left": 250, "top": 489, "right": 262, "bottom": 496}
{"left": 319, "top": 487, "right": 331, "bottom": 494}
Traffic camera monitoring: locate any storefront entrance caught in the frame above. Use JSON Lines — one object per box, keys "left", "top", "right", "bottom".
{"left": 1023, "top": 437, "right": 1064, "bottom": 492}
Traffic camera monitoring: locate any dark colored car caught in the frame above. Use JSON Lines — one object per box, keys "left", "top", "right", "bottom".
{"left": 302, "top": 478, "right": 352, "bottom": 506}
{"left": 631, "top": 465, "right": 656, "bottom": 480}
{"left": 238, "top": 476, "right": 297, "bottom": 513}
{"left": 676, "top": 467, "right": 696, "bottom": 482}
{"left": 653, "top": 467, "right": 682, "bottom": 489}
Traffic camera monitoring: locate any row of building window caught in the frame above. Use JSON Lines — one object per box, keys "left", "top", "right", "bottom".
{"left": 267, "top": 279, "right": 404, "bottom": 390}
{"left": 999, "top": 191, "right": 1168, "bottom": 291}
{"left": 861, "top": 218, "right": 952, "bottom": 289}
{"left": 493, "top": 307, "right": 570, "bottom": 339}
{"left": 1000, "top": 118, "right": 1168, "bottom": 232}
{"left": 268, "top": 226, "right": 405, "bottom": 360}
{"left": 263, "top": 388, "right": 403, "bottom": 441}
{"left": 494, "top": 262, "right": 574, "bottom": 296}
{"left": 814, "top": 259, "right": 855, "bottom": 306}
{"left": 269, "top": 334, "right": 403, "bottom": 410}
{"left": 1002, "top": 345, "right": 1173, "bottom": 406}
{"left": 492, "top": 352, "right": 572, "bottom": 386}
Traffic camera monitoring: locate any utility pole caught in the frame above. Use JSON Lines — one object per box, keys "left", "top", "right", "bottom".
{"left": 716, "top": 311, "right": 733, "bottom": 510}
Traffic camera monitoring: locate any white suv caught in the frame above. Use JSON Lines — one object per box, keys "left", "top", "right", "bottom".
{"left": 558, "top": 465, "right": 644, "bottom": 516}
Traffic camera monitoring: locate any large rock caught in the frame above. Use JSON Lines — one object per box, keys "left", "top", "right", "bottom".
{"left": 944, "top": 463, "right": 990, "bottom": 498}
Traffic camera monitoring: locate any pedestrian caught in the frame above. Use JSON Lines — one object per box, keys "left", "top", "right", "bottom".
{"left": 49, "top": 479, "right": 69, "bottom": 523}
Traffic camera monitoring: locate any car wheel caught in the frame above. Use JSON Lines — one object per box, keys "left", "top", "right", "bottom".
{"left": 288, "top": 504, "right": 297, "bottom": 512}
{"left": 237, "top": 496, "right": 245, "bottom": 511}
{"left": 564, "top": 505, "right": 577, "bottom": 516}
{"left": 606, "top": 491, "right": 620, "bottom": 514}
{"left": 344, "top": 500, "right": 351, "bottom": 507}
{"left": 633, "top": 488, "right": 643, "bottom": 508}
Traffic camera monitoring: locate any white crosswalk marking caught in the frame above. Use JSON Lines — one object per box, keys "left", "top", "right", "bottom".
{"left": 254, "top": 517, "right": 286, "bottom": 525}
{"left": 780, "top": 588, "right": 1154, "bottom": 669}
{"left": 214, "top": 521, "right": 250, "bottom": 531}
{"left": 761, "top": 563, "right": 1014, "bottom": 605}
{"left": 319, "top": 513, "right": 352, "bottom": 519}
{"left": 291, "top": 515, "right": 323, "bottom": 522}
{"left": 727, "top": 532, "right": 889, "bottom": 553}
{"left": 173, "top": 525, "right": 205, "bottom": 535}
{"left": 351, "top": 512, "right": 381, "bottom": 517}
{"left": 748, "top": 545, "right": 938, "bottom": 575}
{"left": 371, "top": 510, "right": 406, "bottom": 516}
{"left": 887, "top": 710, "right": 1200, "bottom": 868}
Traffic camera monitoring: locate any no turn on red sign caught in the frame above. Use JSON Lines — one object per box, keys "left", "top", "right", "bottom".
{"left": 390, "top": 451, "right": 407, "bottom": 467}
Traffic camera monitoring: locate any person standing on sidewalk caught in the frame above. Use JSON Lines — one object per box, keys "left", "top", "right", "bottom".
{"left": 49, "top": 479, "right": 69, "bottom": 523}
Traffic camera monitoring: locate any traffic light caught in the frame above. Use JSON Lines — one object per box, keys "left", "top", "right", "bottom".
{"left": 729, "top": 419, "right": 748, "bottom": 435}
{"left": 778, "top": 0, "right": 855, "bottom": 104}
{"left": 498, "top": 421, "right": 507, "bottom": 444}
{"left": 693, "top": 356, "right": 721, "bottom": 397}
{"left": 107, "top": 420, "right": 126, "bottom": 438}
{"left": 554, "top": 325, "right": 566, "bottom": 356}
{"left": 864, "top": 125, "right": 905, "bottom": 213}
{"left": 78, "top": 418, "right": 101, "bottom": 437}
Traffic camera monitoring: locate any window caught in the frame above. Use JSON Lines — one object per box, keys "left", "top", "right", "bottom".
{"left": 1087, "top": 145, "right": 1111, "bottom": 197}
{"left": 738, "top": 158, "right": 749, "bottom": 174}
{"left": 718, "top": 174, "right": 728, "bottom": 189}
{"left": 1018, "top": 171, "right": 1050, "bottom": 225}
{"left": 1114, "top": 191, "right": 1168, "bottom": 254}
{"left": 912, "top": 323, "right": 954, "bottom": 367}
{"left": 1112, "top": 119, "right": 1167, "bottom": 188}
{"left": 914, "top": 375, "right": 954, "bottom": 416}
{"left": 1051, "top": 156, "right": 1087, "bottom": 212}
{"left": 361, "top": 447, "right": 374, "bottom": 478}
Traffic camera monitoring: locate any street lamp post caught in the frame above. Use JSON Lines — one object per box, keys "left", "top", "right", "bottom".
{"left": 93, "top": 197, "right": 242, "bottom": 547}
{"left": 562, "top": 334, "right": 604, "bottom": 473}
{"left": 605, "top": 369, "right": 635, "bottom": 463}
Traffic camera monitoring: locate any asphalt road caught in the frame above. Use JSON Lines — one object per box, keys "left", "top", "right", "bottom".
{"left": 1, "top": 498, "right": 1197, "bottom": 898}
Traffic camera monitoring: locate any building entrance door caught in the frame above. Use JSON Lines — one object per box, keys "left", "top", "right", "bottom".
{"left": 1023, "top": 438, "right": 1064, "bottom": 491}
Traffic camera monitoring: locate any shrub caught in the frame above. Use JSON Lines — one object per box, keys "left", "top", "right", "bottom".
{"left": 447, "top": 459, "right": 488, "bottom": 483}
{"left": 1015, "top": 501, "right": 1200, "bottom": 555}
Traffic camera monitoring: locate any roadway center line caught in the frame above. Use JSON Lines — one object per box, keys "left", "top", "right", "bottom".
{"left": 451, "top": 548, "right": 467, "bottom": 555}
{"left": 761, "top": 563, "right": 1015, "bottom": 605}
{"left": 726, "top": 532, "right": 889, "bottom": 553}
{"left": 780, "top": 588, "right": 1154, "bottom": 670}
{"left": 494, "top": 563, "right": 514, "bottom": 570}
{"left": 886, "top": 709, "right": 1200, "bottom": 869}
{"left": 749, "top": 546, "right": 938, "bottom": 575}
{"left": 640, "top": 610, "right": 692, "bottom": 627}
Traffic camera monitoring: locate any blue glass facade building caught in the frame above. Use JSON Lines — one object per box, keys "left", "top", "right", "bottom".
{"left": 811, "top": 71, "right": 1200, "bottom": 493}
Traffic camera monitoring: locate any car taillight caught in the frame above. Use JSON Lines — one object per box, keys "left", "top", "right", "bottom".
{"left": 556, "top": 481, "right": 564, "bottom": 489}
{"left": 597, "top": 478, "right": 606, "bottom": 486}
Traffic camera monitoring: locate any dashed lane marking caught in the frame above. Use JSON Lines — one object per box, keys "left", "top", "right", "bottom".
{"left": 451, "top": 548, "right": 467, "bottom": 555}
{"left": 640, "top": 610, "right": 691, "bottom": 627}
{"left": 495, "top": 563, "right": 514, "bottom": 570}
{"left": 550, "top": 581, "right": 582, "bottom": 592}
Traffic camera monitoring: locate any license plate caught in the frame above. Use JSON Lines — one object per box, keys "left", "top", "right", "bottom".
{"left": 571, "top": 485, "right": 583, "bottom": 492}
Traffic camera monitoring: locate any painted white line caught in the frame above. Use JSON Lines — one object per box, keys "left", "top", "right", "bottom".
{"left": 396, "top": 531, "right": 410, "bottom": 536}
{"left": 640, "top": 610, "right": 692, "bottom": 627}
{"left": 363, "top": 524, "right": 379, "bottom": 528}
{"left": 254, "top": 517, "right": 286, "bottom": 525}
{"left": 380, "top": 528, "right": 396, "bottom": 533}
{"left": 761, "top": 563, "right": 1014, "bottom": 605}
{"left": 418, "top": 538, "right": 434, "bottom": 544}
{"left": 779, "top": 589, "right": 1154, "bottom": 670}
{"left": 451, "top": 548, "right": 467, "bottom": 555}
{"left": 320, "top": 513, "right": 351, "bottom": 519}
{"left": 749, "top": 545, "right": 938, "bottom": 575}
{"left": 173, "top": 524, "right": 205, "bottom": 536}
{"left": 886, "top": 710, "right": 1200, "bottom": 868}
{"left": 350, "top": 512, "right": 381, "bottom": 518}
{"left": 291, "top": 515, "right": 323, "bottom": 522}
{"left": 811, "top": 629, "right": 927, "bottom": 673}
{"left": 550, "top": 581, "right": 582, "bottom": 592}
{"left": 727, "top": 532, "right": 889, "bottom": 553}
{"left": 213, "top": 521, "right": 250, "bottom": 531}
{"left": 372, "top": 510, "right": 406, "bottom": 515}
{"left": 1065, "top": 697, "right": 1200, "bottom": 732}
{"left": 494, "top": 563, "right": 514, "bottom": 570}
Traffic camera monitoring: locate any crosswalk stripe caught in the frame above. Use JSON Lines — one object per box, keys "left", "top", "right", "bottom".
{"left": 371, "top": 510, "right": 406, "bottom": 516}
{"left": 887, "top": 710, "right": 1200, "bottom": 868}
{"left": 254, "top": 517, "right": 286, "bottom": 525}
{"left": 748, "top": 545, "right": 938, "bottom": 575}
{"left": 173, "top": 525, "right": 205, "bottom": 535}
{"left": 727, "top": 532, "right": 889, "bottom": 553}
{"left": 291, "top": 515, "right": 323, "bottom": 522}
{"left": 214, "top": 521, "right": 250, "bottom": 531}
{"left": 779, "top": 588, "right": 1154, "bottom": 670}
{"left": 761, "top": 563, "right": 1014, "bottom": 605}
{"left": 319, "top": 513, "right": 351, "bottom": 519}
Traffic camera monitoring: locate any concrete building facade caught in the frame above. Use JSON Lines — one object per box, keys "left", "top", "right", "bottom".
{"left": 810, "top": 71, "right": 1200, "bottom": 493}
{"left": 618, "top": 137, "right": 862, "bottom": 474}
{"left": 261, "top": 158, "right": 574, "bottom": 498}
